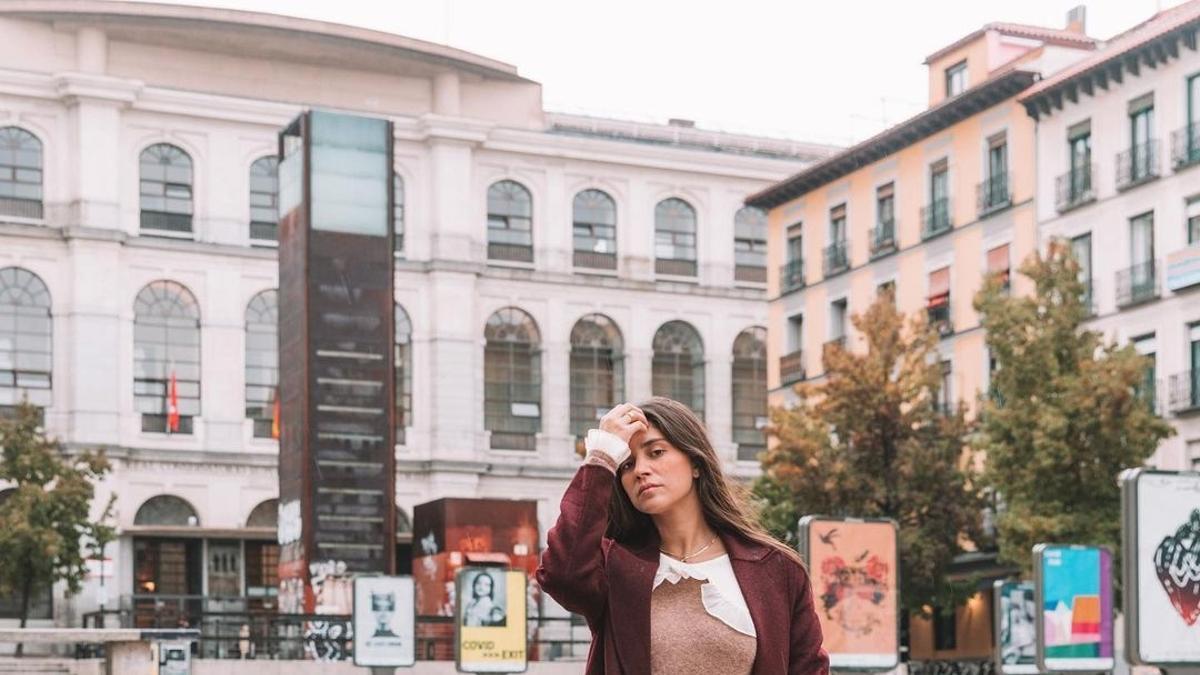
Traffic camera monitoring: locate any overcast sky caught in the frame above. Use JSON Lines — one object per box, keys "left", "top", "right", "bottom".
{"left": 132, "top": 0, "right": 1177, "bottom": 146}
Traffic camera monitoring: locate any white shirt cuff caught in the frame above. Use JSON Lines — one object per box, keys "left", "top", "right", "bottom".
{"left": 585, "top": 428, "right": 631, "bottom": 465}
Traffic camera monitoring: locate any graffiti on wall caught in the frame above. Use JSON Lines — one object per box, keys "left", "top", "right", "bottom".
{"left": 304, "top": 618, "right": 352, "bottom": 661}
{"left": 310, "top": 559, "right": 353, "bottom": 614}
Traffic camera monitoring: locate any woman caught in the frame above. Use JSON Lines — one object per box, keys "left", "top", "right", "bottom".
{"left": 537, "top": 397, "right": 828, "bottom": 675}
{"left": 462, "top": 571, "right": 497, "bottom": 627}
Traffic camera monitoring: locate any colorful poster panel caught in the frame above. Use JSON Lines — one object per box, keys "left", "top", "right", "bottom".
{"left": 456, "top": 568, "right": 527, "bottom": 673}
{"left": 993, "top": 580, "right": 1038, "bottom": 675}
{"left": 1034, "top": 545, "right": 1114, "bottom": 672}
{"left": 1121, "top": 469, "right": 1200, "bottom": 665}
{"left": 798, "top": 516, "right": 899, "bottom": 670}
{"left": 352, "top": 575, "right": 415, "bottom": 667}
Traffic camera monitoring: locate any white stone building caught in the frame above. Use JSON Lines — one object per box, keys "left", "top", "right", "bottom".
{"left": 1023, "top": 0, "right": 1200, "bottom": 473}
{"left": 0, "top": 1, "right": 833, "bottom": 628}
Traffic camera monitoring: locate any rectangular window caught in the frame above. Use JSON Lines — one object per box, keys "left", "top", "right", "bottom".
{"left": 933, "top": 606, "right": 958, "bottom": 650}
{"left": 1188, "top": 196, "right": 1200, "bottom": 245}
{"left": 927, "top": 266, "right": 951, "bottom": 334}
{"left": 877, "top": 279, "right": 896, "bottom": 302}
{"left": 787, "top": 231, "right": 803, "bottom": 263}
{"left": 1130, "top": 95, "right": 1155, "bottom": 181}
{"left": 1191, "top": 74, "right": 1200, "bottom": 127}
{"left": 1072, "top": 232, "right": 1093, "bottom": 309}
{"left": 829, "top": 204, "right": 847, "bottom": 243}
{"left": 1190, "top": 324, "right": 1200, "bottom": 409}
{"left": 1068, "top": 121, "right": 1092, "bottom": 201}
{"left": 1131, "top": 212, "right": 1155, "bottom": 266}
{"left": 984, "top": 133, "right": 1009, "bottom": 211}
{"left": 945, "top": 61, "right": 967, "bottom": 98}
{"left": 936, "top": 362, "right": 954, "bottom": 417}
{"left": 830, "top": 299, "right": 847, "bottom": 341}
{"left": 931, "top": 159, "right": 949, "bottom": 204}
{"left": 874, "top": 183, "right": 896, "bottom": 255}
{"left": 788, "top": 314, "right": 804, "bottom": 352}
{"left": 1134, "top": 334, "right": 1157, "bottom": 413}
{"left": 926, "top": 159, "right": 950, "bottom": 237}
{"left": 987, "top": 244, "right": 1011, "bottom": 291}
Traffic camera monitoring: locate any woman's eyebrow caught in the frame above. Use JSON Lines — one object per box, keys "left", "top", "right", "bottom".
{"left": 639, "top": 437, "right": 666, "bottom": 448}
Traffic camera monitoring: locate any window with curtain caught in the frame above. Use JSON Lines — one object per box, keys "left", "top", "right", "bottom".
{"left": 487, "top": 180, "right": 533, "bottom": 263}
{"left": 732, "top": 327, "right": 767, "bottom": 461}
{"left": 0, "top": 127, "right": 43, "bottom": 219}
{"left": 572, "top": 189, "right": 617, "bottom": 270}
{"left": 651, "top": 320, "right": 705, "bottom": 418}
{"left": 987, "top": 244, "right": 1010, "bottom": 291}
{"left": 484, "top": 307, "right": 541, "bottom": 450}
{"left": 734, "top": 206, "right": 767, "bottom": 283}
{"left": 569, "top": 314, "right": 624, "bottom": 440}
{"left": 0, "top": 267, "right": 52, "bottom": 412}
{"left": 927, "top": 266, "right": 951, "bottom": 335}
{"left": 395, "top": 304, "right": 412, "bottom": 444}
{"left": 139, "top": 144, "right": 194, "bottom": 234}
{"left": 249, "top": 156, "right": 279, "bottom": 242}
{"left": 134, "top": 281, "right": 201, "bottom": 434}
{"left": 244, "top": 290, "right": 277, "bottom": 439}
{"left": 654, "top": 198, "right": 697, "bottom": 276}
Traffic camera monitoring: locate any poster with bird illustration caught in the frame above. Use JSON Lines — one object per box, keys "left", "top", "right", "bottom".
{"left": 798, "top": 516, "right": 899, "bottom": 670}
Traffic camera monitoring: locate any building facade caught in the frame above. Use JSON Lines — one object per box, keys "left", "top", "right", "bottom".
{"left": 748, "top": 14, "right": 1097, "bottom": 663}
{"left": 0, "top": 1, "right": 835, "bottom": 629}
{"left": 1023, "top": 0, "right": 1200, "bottom": 473}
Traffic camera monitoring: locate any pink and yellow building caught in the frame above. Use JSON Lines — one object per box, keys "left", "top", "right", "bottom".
{"left": 747, "top": 12, "right": 1098, "bottom": 661}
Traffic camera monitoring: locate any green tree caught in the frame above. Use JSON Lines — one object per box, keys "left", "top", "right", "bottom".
{"left": 0, "top": 401, "right": 113, "bottom": 652}
{"left": 754, "top": 289, "right": 985, "bottom": 611}
{"left": 973, "top": 244, "right": 1173, "bottom": 576}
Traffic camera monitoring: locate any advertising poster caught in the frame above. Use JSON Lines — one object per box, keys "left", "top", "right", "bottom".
{"left": 352, "top": 576, "right": 415, "bottom": 667}
{"left": 1034, "top": 545, "right": 1114, "bottom": 672}
{"left": 456, "top": 568, "right": 527, "bottom": 673}
{"left": 994, "top": 580, "right": 1038, "bottom": 675}
{"left": 1122, "top": 469, "right": 1200, "bottom": 665}
{"left": 798, "top": 516, "right": 899, "bottom": 670}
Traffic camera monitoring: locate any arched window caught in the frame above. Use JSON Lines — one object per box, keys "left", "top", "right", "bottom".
{"left": 487, "top": 180, "right": 533, "bottom": 263}
{"left": 394, "top": 173, "right": 405, "bottom": 255}
{"left": 0, "top": 127, "right": 43, "bottom": 219}
{"left": 245, "top": 290, "right": 277, "bottom": 438}
{"left": 134, "top": 495, "right": 200, "bottom": 527}
{"left": 139, "top": 143, "right": 193, "bottom": 234}
{"left": 569, "top": 314, "right": 624, "bottom": 439}
{"left": 652, "top": 320, "right": 705, "bottom": 418}
{"left": 573, "top": 189, "right": 617, "bottom": 270}
{"left": 484, "top": 307, "right": 541, "bottom": 450}
{"left": 734, "top": 206, "right": 768, "bottom": 283}
{"left": 395, "top": 303, "right": 412, "bottom": 444}
{"left": 0, "top": 267, "right": 52, "bottom": 411}
{"left": 134, "top": 281, "right": 200, "bottom": 434}
{"left": 732, "top": 327, "right": 768, "bottom": 461}
{"left": 655, "top": 198, "right": 698, "bottom": 276}
{"left": 396, "top": 506, "right": 412, "bottom": 535}
{"left": 246, "top": 498, "right": 278, "bottom": 528}
{"left": 249, "top": 155, "right": 279, "bottom": 242}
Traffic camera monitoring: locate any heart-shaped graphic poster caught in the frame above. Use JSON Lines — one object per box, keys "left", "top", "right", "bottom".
{"left": 1153, "top": 509, "right": 1200, "bottom": 626}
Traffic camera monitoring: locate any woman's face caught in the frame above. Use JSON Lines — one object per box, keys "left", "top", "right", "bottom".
{"left": 618, "top": 423, "right": 698, "bottom": 515}
{"left": 473, "top": 573, "right": 492, "bottom": 599}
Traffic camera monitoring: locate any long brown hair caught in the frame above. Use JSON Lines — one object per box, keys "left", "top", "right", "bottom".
{"left": 606, "top": 396, "right": 805, "bottom": 569}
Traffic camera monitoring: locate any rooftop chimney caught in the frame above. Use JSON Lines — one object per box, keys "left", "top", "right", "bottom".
{"left": 1066, "top": 5, "right": 1087, "bottom": 34}
{"left": 668, "top": 118, "right": 696, "bottom": 128}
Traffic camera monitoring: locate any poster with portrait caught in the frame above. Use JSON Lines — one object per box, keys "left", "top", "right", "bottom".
{"left": 456, "top": 568, "right": 527, "bottom": 673}
{"left": 1033, "top": 544, "right": 1114, "bottom": 672}
{"left": 1120, "top": 469, "right": 1200, "bottom": 666}
{"left": 352, "top": 575, "right": 415, "bottom": 667}
{"left": 798, "top": 516, "right": 899, "bottom": 670}
{"left": 994, "top": 580, "right": 1038, "bottom": 675}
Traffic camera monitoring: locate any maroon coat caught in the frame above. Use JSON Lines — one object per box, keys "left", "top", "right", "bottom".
{"left": 536, "top": 462, "right": 830, "bottom": 675}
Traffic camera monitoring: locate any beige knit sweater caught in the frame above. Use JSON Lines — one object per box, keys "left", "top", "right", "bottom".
{"left": 650, "top": 576, "right": 756, "bottom": 674}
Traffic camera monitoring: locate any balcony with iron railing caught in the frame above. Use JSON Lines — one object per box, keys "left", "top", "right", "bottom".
{"left": 1169, "top": 370, "right": 1200, "bottom": 415}
{"left": 1173, "top": 124, "right": 1200, "bottom": 170}
{"left": 1115, "top": 261, "right": 1159, "bottom": 308}
{"left": 1055, "top": 164, "right": 1095, "bottom": 212}
{"left": 921, "top": 198, "right": 952, "bottom": 240}
{"left": 976, "top": 173, "right": 1011, "bottom": 217}
{"left": 780, "top": 259, "right": 806, "bottom": 293}
{"left": 779, "top": 349, "right": 805, "bottom": 386}
{"left": 0, "top": 197, "right": 43, "bottom": 220}
{"left": 871, "top": 219, "right": 897, "bottom": 258}
{"left": 823, "top": 240, "right": 849, "bottom": 277}
{"left": 1116, "top": 140, "right": 1160, "bottom": 190}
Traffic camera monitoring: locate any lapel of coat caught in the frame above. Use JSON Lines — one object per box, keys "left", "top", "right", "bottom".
{"left": 609, "top": 535, "right": 660, "bottom": 675}
{"left": 721, "top": 531, "right": 775, "bottom": 673}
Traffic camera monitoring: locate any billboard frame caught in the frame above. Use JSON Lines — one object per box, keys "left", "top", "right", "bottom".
{"left": 352, "top": 574, "right": 416, "bottom": 668}
{"left": 454, "top": 566, "right": 528, "bottom": 674}
{"left": 797, "top": 515, "right": 900, "bottom": 672}
{"left": 993, "top": 579, "right": 1039, "bottom": 675}
{"left": 1032, "top": 543, "right": 1115, "bottom": 673}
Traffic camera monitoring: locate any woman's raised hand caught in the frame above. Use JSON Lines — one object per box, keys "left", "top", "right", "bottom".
{"left": 598, "top": 402, "right": 648, "bottom": 445}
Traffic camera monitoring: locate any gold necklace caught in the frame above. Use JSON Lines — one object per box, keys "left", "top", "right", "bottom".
{"left": 661, "top": 535, "right": 718, "bottom": 563}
